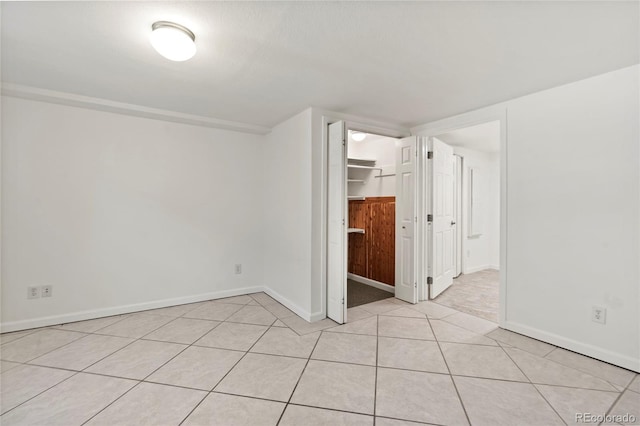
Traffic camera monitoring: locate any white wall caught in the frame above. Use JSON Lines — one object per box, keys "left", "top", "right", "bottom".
{"left": 262, "top": 109, "right": 314, "bottom": 319}
{"left": 413, "top": 65, "right": 640, "bottom": 372}
{"left": 505, "top": 66, "right": 639, "bottom": 371}
{"left": 1, "top": 97, "right": 265, "bottom": 331}
{"left": 348, "top": 135, "right": 396, "bottom": 198}
{"left": 449, "top": 146, "right": 500, "bottom": 273}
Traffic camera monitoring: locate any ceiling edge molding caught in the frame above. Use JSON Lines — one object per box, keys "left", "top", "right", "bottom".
{"left": 312, "top": 107, "right": 411, "bottom": 138}
{"left": 0, "top": 83, "right": 271, "bottom": 135}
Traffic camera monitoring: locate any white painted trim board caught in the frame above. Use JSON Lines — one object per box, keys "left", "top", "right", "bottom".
{"left": 0, "top": 285, "right": 264, "bottom": 333}
{"left": 504, "top": 320, "right": 640, "bottom": 373}
{"left": 1, "top": 83, "right": 270, "bottom": 135}
{"left": 347, "top": 273, "right": 395, "bottom": 294}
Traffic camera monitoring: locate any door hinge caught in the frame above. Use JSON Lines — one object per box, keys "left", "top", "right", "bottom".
{"left": 415, "top": 216, "right": 418, "bottom": 223}
{"left": 427, "top": 214, "right": 433, "bottom": 222}
{"left": 414, "top": 282, "right": 417, "bottom": 288}
{"left": 427, "top": 151, "right": 433, "bottom": 159}
{"left": 342, "top": 298, "right": 345, "bottom": 305}
{"left": 427, "top": 277, "right": 433, "bottom": 285}
{"left": 342, "top": 219, "right": 345, "bottom": 225}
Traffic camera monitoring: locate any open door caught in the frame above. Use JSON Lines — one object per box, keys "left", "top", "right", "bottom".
{"left": 327, "top": 121, "right": 347, "bottom": 323}
{"left": 429, "top": 137, "right": 456, "bottom": 298}
{"left": 395, "top": 136, "right": 418, "bottom": 304}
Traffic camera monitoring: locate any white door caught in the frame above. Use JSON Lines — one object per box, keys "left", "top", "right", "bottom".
{"left": 395, "top": 136, "right": 417, "bottom": 304}
{"left": 327, "top": 121, "right": 347, "bottom": 323}
{"left": 429, "top": 137, "right": 456, "bottom": 298}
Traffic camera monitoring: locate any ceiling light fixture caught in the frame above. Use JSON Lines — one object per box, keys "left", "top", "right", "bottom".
{"left": 150, "top": 21, "right": 196, "bottom": 62}
{"left": 351, "top": 132, "right": 367, "bottom": 142}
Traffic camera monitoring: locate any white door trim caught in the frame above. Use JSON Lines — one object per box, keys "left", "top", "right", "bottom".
{"left": 454, "top": 155, "right": 463, "bottom": 277}
{"left": 411, "top": 106, "right": 507, "bottom": 327}
{"left": 320, "top": 114, "right": 410, "bottom": 321}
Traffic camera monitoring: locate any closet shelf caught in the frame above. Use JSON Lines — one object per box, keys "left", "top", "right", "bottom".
{"left": 348, "top": 196, "right": 366, "bottom": 201}
{"left": 347, "top": 228, "right": 365, "bottom": 234}
{"left": 348, "top": 179, "right": 365, "bottom": 184}
{"left": 347, "top": 157, "right": 377, "bottom": 166}
{"left": 348, "top": 165, "right": 382, "bottom": 171}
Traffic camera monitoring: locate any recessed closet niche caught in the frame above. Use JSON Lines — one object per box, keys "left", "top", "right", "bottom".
{"left": 347, "top": 131, "right": 397, "bottom": 306}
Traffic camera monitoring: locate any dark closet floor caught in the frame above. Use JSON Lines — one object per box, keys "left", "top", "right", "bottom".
{"left": 347, "top": 279, "right": 394, "bottom": 308}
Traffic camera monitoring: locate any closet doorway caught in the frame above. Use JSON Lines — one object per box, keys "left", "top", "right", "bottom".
{"left": 346, "top": 131, "right": 397, "bottom": 308}
{"left": 327, "top": 121, "right": 422, "bottom": 324}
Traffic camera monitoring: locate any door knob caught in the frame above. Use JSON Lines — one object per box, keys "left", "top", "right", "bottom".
{"left": 451, "top": 221, "right": 456, "bottom": 226}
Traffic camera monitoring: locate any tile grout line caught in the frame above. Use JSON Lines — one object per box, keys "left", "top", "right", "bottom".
{"left": 7, "top": 313, "right": 626, "bottom": 392}
{"left": 77, "top": 310, "right": 222, "bottom": 426}
{"left": 78, "top": 298, "right": 254, "bottom": 425}
{"left": 0, "top": 321, "right": 141, "bottom": 417}
{"left": 4, "top": 331, "right": 92, "bottom": 365}
{"left": 500, "top": 344, "right": 627, "bottom": 392}
{"left": 173, "top": 298, "right": 275, "bottom": 426}
{"left": 0, "top": 292, "right": 281, "bottom": 422}
{"left": 0, "top": 329, "right": 41, "bottom": 346}
{"left": 3, "top": 293, "right": 638, "bottom": 424}
{"left": 600, "top": 378, "right": 634, "bottom": 426}
{"left": 3, "top": 312, "right": 141, "bottom": 365}
{"left": 373, "top": 314, "right": 379, "bottom": 425}
{"left": 542, "top": 347, "right": 636, "bottom": 390}
{"left": 76, "top": 296, "right": 254, "bottom": 425}
{"left": 15, "top": 355, "right": 622, "bottom": 397}
{"left": 0, "top": 370, "right": 82, "bottom": 417}
{"left": 275, "top": 326, "right": 324, "bottom": 426}
{"left": 424, "top": 312, "right": 473, "bottom": 426}
{"left": 7, "top": 302, "right": 632, "bottom": 374}
{"left": 499, "top": 344, "right": 568, "bottom": 426}
{"left": 190, "top": 388, "right": 447, "bottom": 426}
{"left": 178, "top": 301, "right": 277, "bottom": 426}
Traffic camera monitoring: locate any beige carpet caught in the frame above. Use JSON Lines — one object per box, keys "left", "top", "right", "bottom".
{"left": 433, "top": 269, "right": 499, "bottom": 322}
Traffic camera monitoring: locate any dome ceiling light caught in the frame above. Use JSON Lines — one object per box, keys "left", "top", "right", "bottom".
{"left": 351, "top": 131, "right": 367, "bottom": 142}
{"left": 150, "top": 21, "right": 196, "bottom": 62}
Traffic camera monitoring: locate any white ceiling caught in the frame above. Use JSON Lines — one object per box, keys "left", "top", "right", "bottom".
{"left": 2, "top": 2, "right": 638, "bottom": 129}
{"left": 437, "top": 120, "right": 501, "bottom": 153}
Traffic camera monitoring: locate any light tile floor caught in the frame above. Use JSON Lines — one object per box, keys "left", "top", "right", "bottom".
{"left": 434, "top": 269, "right": 500, "bottom": 322}
{"left": 1, "top": 293, "right": 639, "bottom": 426}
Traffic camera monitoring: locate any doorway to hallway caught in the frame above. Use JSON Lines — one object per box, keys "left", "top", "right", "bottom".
{"left": 427, "top": 120, "right": 502, "bottom": 323}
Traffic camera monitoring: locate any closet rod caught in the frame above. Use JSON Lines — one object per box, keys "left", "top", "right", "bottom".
{"left": 374, "top": 173, "right": 396, "bottom": 178}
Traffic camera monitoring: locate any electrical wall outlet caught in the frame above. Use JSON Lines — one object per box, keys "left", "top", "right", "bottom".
{"left": 592, "top": 306, "right": 606, "bottom": 324}
{"left": 41, "top": 285, "right": 53, "bottom": 298}
{"left": 235, "top": 264, "right": 242, "bottom": 274}
{"left": 28, "top": 286, "right": 40, "bottom": 299}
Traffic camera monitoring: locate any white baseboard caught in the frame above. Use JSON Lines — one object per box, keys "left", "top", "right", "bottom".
{"left": 503, "top": 320, "right": 640, "bottom": 373}
{"left": 262, "top": 287, "right": 313, "bottom": 322}
{"left": 0, "top": 285, "right": 264, "bottom": 333}
{"left": 309, "top": 311, "right": 327, "bottom": 322}
{"left": 1, "top": 284, "right": 327, "bottom": 333}
{"left": 462, "top": 264, "right": 497, "bottom": 274}
{"left": 347, "top": 273, "right": 395, "bottom": 293}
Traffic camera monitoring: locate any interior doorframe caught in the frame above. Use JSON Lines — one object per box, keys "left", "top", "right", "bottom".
{"left": 454, "top": 154, "right": 463, "bottom": 277}
{"left": 321, "top": 114, "right": 411, "bottom": 321}
{"left": 412, "top": 106, "right": 507, "bottom": 327}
